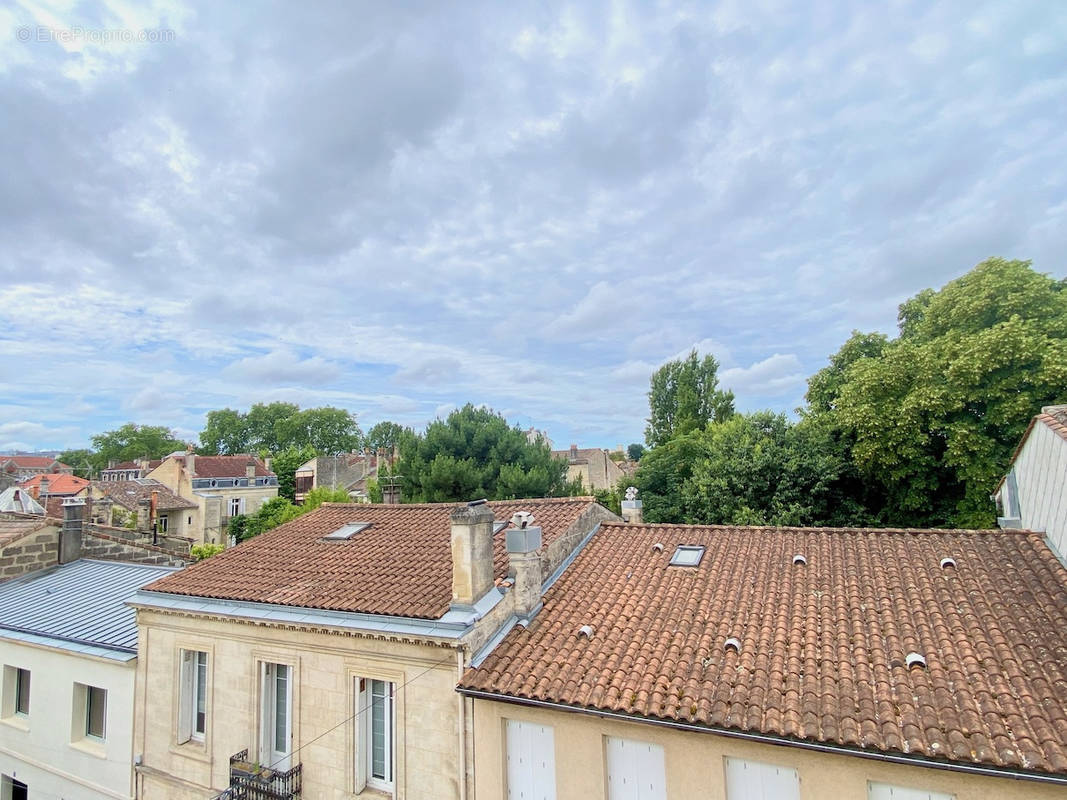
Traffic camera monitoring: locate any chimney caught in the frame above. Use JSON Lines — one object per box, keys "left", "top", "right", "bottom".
{"left": 137, "top": 498, "right": 151, "bottom": 532}
{"left": 246, "top": 460, "right": 256, "bottom": 479}
{"left": 569, "top": 444, "right": 578, "bottom": 461}
{"left": 264, "top": 456, "right": 273, "bottom": 472}
{"left": 96, "top": 495, "right": 114, "bottom": 525}
{"left": 150, "top": 490, "right": 159, "bottom": 531}
{"left": 381, "top": 477, "right": 401, "bottom": 505}
{"left": 621, "top": 486, "right": 643, "bottom": 524}
{"left": 450, "top": 501, "right": 495, "bottom": 608}
{"left": 107, "top": 459, "right": 117, "bottom": 469}
{"left": 185, "top": 452, "right": 196, "bottom": 477}
{"left": 506, "top": 512, "right": 543, "bottom": 620}
{"left": 38, "top": 476, "right": 50, "bottom": 497}
{"left": 60, "top": 497, "right": 85, "bottom": 564}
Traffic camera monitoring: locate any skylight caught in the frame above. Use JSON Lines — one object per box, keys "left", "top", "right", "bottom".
{"left": 323, "top": 522, "right": 371, "bottom": 540}
{"left": 669, "top": 545, "right": 705, "bottom": 567}
{"left": 493, "top": 521, "right": 508, "bottom": 534}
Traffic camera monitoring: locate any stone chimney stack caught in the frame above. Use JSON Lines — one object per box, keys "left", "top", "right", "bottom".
{"left": 60, "top": 497, "right": 85, "bottom": 564}
{"left": 137, "top": 498, "right": 151, "bottom": 532}
{"left": 185, "top": 452, "right": 196, "bottom": 477}
{"left": 450, "top": 501, "right": 495, "bottom": 608}
{"left": 246, "top": 460, "right": 256, "bottom": 479}
{"left": 38, "top": 476, "right": 50, "bottom": 498}
{"left": 96, "top": 495, "right": 114, "bottom": 525}
{"left": 569, "top": 444, "right": 578, "bottom": 461}
{"left": 506, "top": 511, "right": 543, "bottom": 620}
{"left": 621, "top": 486, "right": 643, "bottom": 524}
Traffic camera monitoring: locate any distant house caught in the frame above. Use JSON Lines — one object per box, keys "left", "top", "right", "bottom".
{"left": 0, "top": 554, "right": 177, "bottom": 799}
{"left": 995, "top": 404, "right": 1067, "bottom": 557}
{"left": 18, "top": 472, "right": 89, "bottom": 499}
{"left": 0, "top": 456, "right": 72, "bottom": 483}
{"left": 146, "top": 453, "right": 278, "bottom": 545}
{"left": 87, "top": 479, "right": 199, "bottom": 539}
{"left": 552, "top": 444, "right": 625, "bottom": 491}
{"left": 100, "top": 459, "right": 162, "bottom": 482}
{"left": 293, "top": 451, "right": 385, "bottom": 503}
{"left": 460, "top": 521, "right": 1067, "bottom": 799}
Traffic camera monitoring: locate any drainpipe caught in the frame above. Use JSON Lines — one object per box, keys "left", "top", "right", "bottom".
{"left": 456, "top": 647, "right": 468, "bottom": 800}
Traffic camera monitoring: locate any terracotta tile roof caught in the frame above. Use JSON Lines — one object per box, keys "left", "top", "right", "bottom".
{"left": 0, "top": 515, "right": 51, "bottom": 547}
{"left": 0, "top": 455, "right": 69, "bottom": 469}
{"left": 18, "top": 473, "right": 89, "bottom": 495}
{"left": 143, "top": 497, "right": 601, "bottom": 619}
{"left": 172, "top": 454, "right": 275, "bottom": 478}
{"left": 1039, "top": 406, "right": 1067, "bottom": 443}
{"left": 91, "top": 480, "right": 197, "bottom": 511}
{"left": 461, "top": 522, "right": 1067, "bottom": 778}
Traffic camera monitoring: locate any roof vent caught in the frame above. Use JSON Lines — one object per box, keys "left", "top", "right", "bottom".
{"left": 724, "top": 637, "right": 741, "bottom": 653}
{"left": 669, "top": 545, "right": 705, "bottom": 567}
{"left": 323, "top": 522, "right": 371, "bottom": 540}
{"left": 578, "top": 624, "right": 595, "bottom": 640}
{"left": 792, "top": 554, "right": 807, "bottom": 566}
{"left": 467, "top": 498, "right": 488, "bottom": 507}
{"left": 492, "top": 521, "right": 508, "bottom": 534}
{"left": 905, "top": 652, "right": 927, "bottom": 670}
{"left": 651, "top": 542, "right": 664, "bottom": 553}
{"left": 940, "top": 557, "right": 956, "bottom": 569}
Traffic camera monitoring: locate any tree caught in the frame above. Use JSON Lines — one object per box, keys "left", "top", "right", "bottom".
{"left": 271, "top": 445, "right": 316, "bottom": 502}
{"left": 275, "top": 407, "right": 362, "bottom": 455}
{"left": 365, "top": 421, "right": 414, "bottom": 453}
{"left": 245, "top": 402, "right": 301, "bottom": 452}
{"left": 199, "top": 408, "right": 249, "bottom": 455}
{"left": 626, "top": 443, "right": 646, "bottom": 461}
{"left": 397, "top": 404, "right": 570, "bottom": 503}
{"left": 87, "top": 424, "right": 186, "bottom": 473}
{"left": 229, "top": 486, "right": 350, "bottom": 542}
{"left": 56, "top": 448, "right": 96, "bottom": 479}
{"left": 811, "top": 258, "right": 1067, "bottom": 527}
{"left": 645, "top": 350, "right": 734, "bottom": 447}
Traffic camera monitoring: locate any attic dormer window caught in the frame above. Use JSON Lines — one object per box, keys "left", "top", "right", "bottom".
{"left": 669, "top": 545, "right": 705, "bottom": 567}
{"left": 323, "top": 522, "right": 371, "bottom": 541}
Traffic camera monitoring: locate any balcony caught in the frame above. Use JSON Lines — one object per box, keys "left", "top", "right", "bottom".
{"left": 213, "top": 749, "right": 302, "bottom": 800}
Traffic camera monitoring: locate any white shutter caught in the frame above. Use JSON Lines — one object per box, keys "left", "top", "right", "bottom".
{"left": 606, "top": 737, "right": 666, "bottom": 800}
{"left": 868, "top": 783, "right": 955, "bottom": 800}
{"left": 724, "top": 758, "right": 799, "bottom": 800}
{"left": 177, "top": 650, "right": 194, "bottom": 742}
{"left": 506, "top": 719, "right": 556, "bottom": 800}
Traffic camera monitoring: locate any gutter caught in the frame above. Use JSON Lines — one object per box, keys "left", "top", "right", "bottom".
{"left": 456, "top": 689, "right": 1067, "bottom": 787}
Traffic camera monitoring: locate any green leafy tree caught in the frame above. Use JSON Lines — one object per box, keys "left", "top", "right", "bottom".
{"left": 275, "top": 407, "right": 362, "bottom": 455}
{"left": 56, "top": 448, "right": 96, "bottom": 479}
{"left": 85, "top": 424, "right": 186, "bottom": 473}
{"left": 271, "top": 445, "right": 316, "bottom": 501}
{"left": 245, "top": 402, "right": 301, "bottom": 452}
{"left": 626, "top": 443, "right": 646, "bottom": 461}
{"left": 397, "top": 404, "right": 570, "bottom": 502}
{"left": 812, "top": 258, "right": 1067, "bottom": 527}
{"left": 645, "top": 350, "right": 734, "bottom": 447}
{"left": 199, "top": 408, "right": 250, "bottom": 455}
{"left": 301, "top": 486, "right": 351, "bottom": 510}
{"left": 229, "top": 486, "right": 351, "bottom": 542}
{"left": 365, "top": 421, "right": 414, "bottom": 453}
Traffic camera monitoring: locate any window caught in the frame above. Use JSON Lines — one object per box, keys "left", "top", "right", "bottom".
{"left": 14, "top": 669, "right": 28, "bottom": 716}
{"left": 260, "top": 663, "right": 292, "bottom": 770}
{"left": 1, "top": 775, "right": 27, "bottom": 800}
{"left": 669, "top": 545, "right": 705, "bottom": 567}
{"left": 605, "top": 737, "right": 665, "bottom": 800}
{"left": 725, "top": 757, "right": 799, "bottom": 799}
{"left": 356, "top": 678, "right": 394, "bottom": 793}
{"left": 179, "top": 650, "right": 208, "bottom": 742}
{"left": 868, "top": 784, "right": 954, "bottom": 800}
{"left": 157, "top": 514, "right": 169, "bottom": 532}
{"left": 86, "top": 686, "right": 106, "bottom": 739}
{"left": 506, "top": 719, "right": 555, "bottom": 800}
{"left": 229, "top": 497, "right": 244, "bottom": 517}
{"left": 2, "top": 666, "right": 29, "bottom": 719}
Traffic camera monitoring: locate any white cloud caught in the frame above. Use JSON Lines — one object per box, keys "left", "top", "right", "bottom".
{"left": 720, "top": 354, "right": 806, "bottom": 397}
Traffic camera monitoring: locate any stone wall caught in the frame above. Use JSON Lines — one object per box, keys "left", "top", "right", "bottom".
{"left": 0, "top": 525, "right": 60, "bottom": 580}
{"left": 83, "top": 528, "right": 189, "bottom": 567}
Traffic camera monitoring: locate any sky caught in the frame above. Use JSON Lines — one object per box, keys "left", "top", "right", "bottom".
{"left": 1, "top": 0, "right": 1065, "bottom": 453}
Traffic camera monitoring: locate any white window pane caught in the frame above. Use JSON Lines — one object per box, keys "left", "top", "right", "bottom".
{"left": 606, "top": 737, "right": 665, "bottom": 800}
{"left": 195, "top": 651, "right": 207, "bottom": 734}
{"left": 725, "top": 758, "right": 799, "bottom": 800}
{"left": 506, "top": 719, "right": 556, "bottom": 800}
{"left": 87, "top": 686, "right": 106, "bottom": 739}
{"left": 868, "top": 783, "right": 955, "bottom": 800}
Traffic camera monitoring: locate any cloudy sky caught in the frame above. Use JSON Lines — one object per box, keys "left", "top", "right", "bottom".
{"left": 1, "top": 0, "right": 1065, "bottom": 453}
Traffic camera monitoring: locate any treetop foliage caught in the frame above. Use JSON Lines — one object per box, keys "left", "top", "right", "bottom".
{"left": 199, "top": 403, "right": 362, "bottom": 456}
{"left": 645, "top": 349, "right": 734, "bottom": 447}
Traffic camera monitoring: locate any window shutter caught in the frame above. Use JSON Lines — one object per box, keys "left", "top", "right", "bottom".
{"left": 355, "top": 678, "right": 369, "bottom": 792}
{"left": 178, "top": 650, "right": 193, "bottom": 742}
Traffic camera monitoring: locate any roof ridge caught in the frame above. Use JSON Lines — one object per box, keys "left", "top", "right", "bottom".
{"left": 599, "top": 521, "right": 1023, "bottom": 535}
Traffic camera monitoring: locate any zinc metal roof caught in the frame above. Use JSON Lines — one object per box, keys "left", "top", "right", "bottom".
{"left": 0, "top": 559, "right": 178, "bottom": 655}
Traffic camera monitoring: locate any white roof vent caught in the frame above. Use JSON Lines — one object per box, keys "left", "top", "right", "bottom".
{"left": 724, "top": 637, "right": 741, "bottom": 653}
{"left": 669, "top": 545, "right": 706, "bottom": 567}
{"left": 940, "top": 557, "right": 956, "bottom": 569}
{"left": 510, "top": 511, "right": 535, "bottom": 528}
{"left": 905, "top": 652, "right": 927, "bottom": 670}
{"left": 792, "top": 554, "right": 807, "bottom": 566}
{"left": 651, "top": 542, "right": 664, "bottom": 553}
{"left": 323, "top": 522, "right": 371, "bottom": 540}
{"left": 577, "top": 624, "right": 595, "bottom": 639}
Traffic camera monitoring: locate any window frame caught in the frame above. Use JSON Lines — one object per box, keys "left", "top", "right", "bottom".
{"left": 354, "top": 676, "right": 396, "bottom": 794}
{"left": 85, "top": 685, "right": 107, "bottom": 741}
{"left": 13, "top": 668, "right": 28, "bottom": 717}
{"left": 260, "top": 661, "right": 293, "bottom": 770}
{"left": 178, "top": 649, "right": 209, "bottom": 744}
